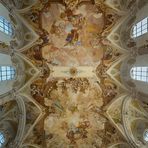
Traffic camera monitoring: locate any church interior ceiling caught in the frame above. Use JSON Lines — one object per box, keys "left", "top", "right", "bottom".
{"left": 1, "top": 0, "right": 148, "bottom": 148}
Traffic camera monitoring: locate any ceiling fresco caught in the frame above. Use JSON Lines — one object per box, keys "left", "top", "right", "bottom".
{"left": 20, "top": 0, "right": 127, "bottom": 147}
{"left": 1, "top": 0, "right": 142, "bottom": 147}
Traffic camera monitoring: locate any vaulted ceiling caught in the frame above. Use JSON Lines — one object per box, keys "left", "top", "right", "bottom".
{"left": 0, "top": 0, "right": 148, "bottom": 148}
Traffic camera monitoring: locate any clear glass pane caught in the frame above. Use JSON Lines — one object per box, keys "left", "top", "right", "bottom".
{"left": 0, "top": 66, "right": 15, "bottom": 81}
{"left": 132, "top": 17, "right": 148, "bottom": 38}
{"left": 11, "top": 70, "right": 15, "bottom": 75}
{"left": 2, "top": 76, "right": 6, "bottom": 81}
{"left": 142, "top": 72, "right": 147, "bottom": 77}
{"left": 142, "top": 23, "right": 147, "bottom": 30}
{"left": 136, "top": 67, "right": 141, "bottom": 71}
{"left": 142, "top": 29, "right": 147, "bottom": 34}
{"left": 142, "top": 67, "right": 147, "bottom": 71}
{"left": 0, "top": 22, "right": 3, "bottom": 27}
{"left": 131, "top": 67, "right": 148, "bottom": 82}
{"left": 0, "top": 16, "right": 13, "bottom": 36}
{"left": 2, "top": 71, "right": 6, "bottom": 76}
{"left": 1, "top": 66, "right": 6, "bottom": 71}
{"left": 4, "top": 25, "right": 8, "bottom": 31}
{"left": 137, "top": 22, "right": 142, "bottom": 28}
{"left": 5, "top": 30, "right": 9, "bottom": 34}
{"left": 142, "top": 77, "right": 147, "bottom": 81}
{"left": 6, "top": 67, "right": 10, "bottom": 71}
{"left": 7, "top": 75, "right": 11, "bottom": 80}
{"left": 142, "top": 18, "right": 147, "bottom": 25}
{"left": 144, "top": 130, "right": 148, "bottom": 142}
{"left": 0, "top": 27, "right": 4, "bottom": 32}
{"left": 137, "top": 32, "right": 142, "bottom": 37}
{"left": 0, "top": 132, "right": 5, "bottom": 146}
{"left": 7, "top": 70, "right": 11, "bottom": 75}
{"left": 137, "top": 27, "right": 142, "bottom": 33}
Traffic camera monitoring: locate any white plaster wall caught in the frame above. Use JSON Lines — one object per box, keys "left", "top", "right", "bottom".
{"left": 0, "top": 53, "right": 15, "bottom": 95}
{"left": 134, "top": 3, "right": 148, "bottom": 48}
{"left": 131, "top": 55, "right": 148, "bottom": 95}
{"left": 0, "top": 3, "right": 12, "bottom": 44}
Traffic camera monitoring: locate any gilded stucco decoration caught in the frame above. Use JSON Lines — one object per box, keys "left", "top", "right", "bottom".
{"left": 21, "top": 1, "right": 125, "bottom": 147}
{"left": 0, "top": 0, "right": 148, "bottom": 148}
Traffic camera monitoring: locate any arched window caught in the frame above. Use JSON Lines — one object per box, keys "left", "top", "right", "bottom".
{"left": 0, "top": 132, "right": 5, "bottom": 147}
{"left": 0, "top": 66, "right": 15, "bottom": 81}
{"left": 132, "top": 17, "right": 148, "bottom": 38}
{"left": 130, "top": 67, "right": 148, "bottom": 82}
{"left": 144, "top": 129, "right": 148, "bottom": 142}
{"left": 0, "top": 16, "right": 13, "bottom": 36}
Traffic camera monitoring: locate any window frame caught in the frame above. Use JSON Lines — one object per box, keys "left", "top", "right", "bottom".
{"left": 130, "top": 67, "right": 148, "bottom": 82}
{"left": 143, "top": 129, "right": 148, "bottom": 143}
{"left": 0, "top": 16, "right": 13, "bottom": 36}
{"left": 132, "top": 17, "right": 148, "bottom": 38}
{"left": 0, "top": 132, "right": 5, "bottom": 147}
{"left": 0, "top": 66, "right": 15, "bottom": 81}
